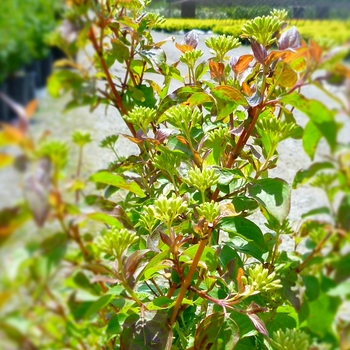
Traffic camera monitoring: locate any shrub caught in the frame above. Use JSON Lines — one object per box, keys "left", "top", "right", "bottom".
{"left": 0, "top": 3, "right": 350, "bottom": 349}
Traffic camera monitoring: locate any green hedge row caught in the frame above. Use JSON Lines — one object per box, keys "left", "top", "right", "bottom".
{"left": 0, "top": 0, "right": 62, "bottom": 82}
{"left": 153, "top": 18, "right": 350, "bottom": 45}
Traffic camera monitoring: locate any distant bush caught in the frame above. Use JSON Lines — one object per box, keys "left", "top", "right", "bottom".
{"left": 154, "top": 18, "right": 350, "bottom": 45}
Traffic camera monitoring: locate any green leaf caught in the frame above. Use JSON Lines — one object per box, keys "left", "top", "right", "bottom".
{"left": 84, "top": 294, "right": 115, "bottom": 319}
{"left": 265, "top": 312, "right": 297, "bottom": 335}
{"left": 180, "top": 245, "right": 217, "bottom": 271}
{"left": 218, "top": 245, "right": 243, "bottom": 270}
{"left": 280, "top": 92, "right": 337, "bottom": 152}
{"left": 337, "top": 193, "right": 350, "bottom": 231}
{"left": 47, "top": 70, "right": 84, "bottom": 98}
{"left": 211, "top": 85, "right": 248, "bottom": 119}
{"left": 219, "top": 217, "right": 268, "bottom": 262}
{"left": 140, "top": 250, "right": 171, "bottom": 281}
{"left": 306, "top": 292, "right": 341, "bottom": 338}
{"left": 186, "top": 92, "right": 214, "bottom": 107}
{"left": 327, "top": 280, "right": 350, "bottom": 297}
{"left": 275, "top": 61, "right": 297, "bottom": 88}
{"left": 133, "top": 84, "right": 157, "bottom": 108}
{"left": 195, "top": 61, "right": 209, "bottom": 80}
{"left": 106, "top": 313, "right": 128, "bottom": 337}
{"left": 302, "top": 275, "right": 320, "bottom": 301}
{"left": 157, "top": 86, "right": 204, "bottom": 118}
{"left": 302, "top": 121, "right": 322, "bottom": 159}
{"left": 90, "top": 171, "right": 145, "bottom": 197}
{"left": 293, "top": 162, "right": 334, "bottom": 189}
{"left": 87, "top": 212, "right": 123, "bottom": 227}
{"left": 301, "top": 206, "right": 331, "bottom": 219}
{"left": 194, "top": 312, "right": 240, "bottom": 350}
{"left": 120, "top": 310, "right": 172, "bottom": 349}
{"left": 231, "top": 196, "right": 259, "bottom": 214}
{"left": 247, "top": 178, "right": 291, "bottom": 224}
{"left": 111, "top": 38, "right": 130, "bottom": 63}
{"left": 219, "top": 217, "right": 267, "bottom": 250}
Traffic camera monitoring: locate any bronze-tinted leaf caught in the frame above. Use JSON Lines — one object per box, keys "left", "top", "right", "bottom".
{"left": 124, "top": 249, "right": 151, "bottom": 280}
{"left": 23, "top": 158, "right": 52, "bottom": 227}
{"left": 0, "top": 206, "right": 31, "bottom": 245}
{"left": 242, "top": 82, "right": 253, "bottom": 96}
{"left": 194, "top": 312, "right": 239, "bottom": 350}
{"left": 265, "top": 50, "right": 287, "bottom": 67}
{"left": 209, "top": 60, "right": 225, "bottom": 81}
{"left": 233, "top": 54, "right": 254, "bottom": 76}
{"left": 121, "top": 310, "right": 172, "bottom": 350}
{"left": 176, "top": 135, "right": 190, "bottom": 146}
{"left": 175, "top": 42, "right": 194, "bottom": 53}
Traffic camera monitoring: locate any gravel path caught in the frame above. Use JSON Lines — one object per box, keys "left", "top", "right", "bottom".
{"left": 1, "top": 30, "right": 349, "bottom": 233}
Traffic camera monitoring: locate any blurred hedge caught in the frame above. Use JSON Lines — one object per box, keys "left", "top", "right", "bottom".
{"left": 153, "top": 18, "right": 350, "bottom": 46}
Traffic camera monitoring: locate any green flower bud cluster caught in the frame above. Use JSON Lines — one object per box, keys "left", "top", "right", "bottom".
{"left": 124, "top": 106, "right": 157, "bottom": 134}
{"left": 270, "top": 8, "right": 288, "bottom": 21}
{"left": 270, "top": 328, "right": 310, "bottom": 350}
{"left": 36, "top": 140, "right": 68, "bottom": 171}
{"left": 145, "top": 13, "right": 166, "bottom": 29}
{"left": 241, "top": 16, "right": 283, "bottom": 47}
{"left": 256, "top": 114, "right": 299, "bottom": 143}
{"left": 185, "top": 167, "right": 220, "bottom": 194}
{"left": 165, "top": 105, "right": 202, "bottom": 133}
{"left": 72, "top": 131, "right": 92, "bottom": 147}
{"left": 153, "top": 150, "right": 182, "bottom": 177}
{"left": 207, "top": 125, "right": 230, "bottom": 143}
{"left": 138, "top": 206, "right": 159, "bottom": 233}
{"left": 151, "top": 193, "right": 188, "bottom": 226}
{"left": 241, "top": 264, "right": 282, "bottom": 294}
{"left": 179, "top": 49, "right": 203, "bottom": 70}
{"left": 97, "top": 227, "right": 138, "bottom": 259}
{"left": 197, "top": 201, "right": 220, "bottom": 223}
{"left": 205, "top": 35, "right": 241, "bottom": 62}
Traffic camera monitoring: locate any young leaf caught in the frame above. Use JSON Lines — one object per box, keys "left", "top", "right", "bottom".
{"left": 246, "top": 313, "right": 269, "bottom": 338}
{"left": 278, "top": 26, "right": 301, "bottom": 50}
{"left": 247, "top": 178, "right": 291, "bottom": 224}
{"left": 250, "top": 39, "right": 267, "bottom": 65}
